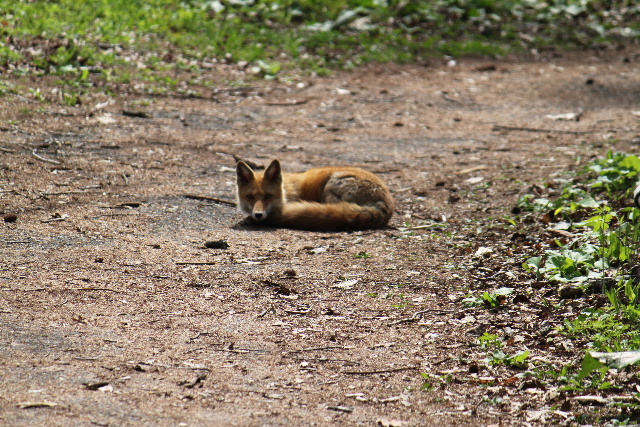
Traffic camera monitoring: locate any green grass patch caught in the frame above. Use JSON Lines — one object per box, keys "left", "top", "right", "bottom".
{"left": 0, "top": 0, "right": 638, "bottom": 87}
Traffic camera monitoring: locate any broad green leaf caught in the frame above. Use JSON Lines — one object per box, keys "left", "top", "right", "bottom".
{"left": 576, "top": 196, "right": 601, "bottom": 208}
{"left": 620, "top": 155, "right": 640, "bottom": 172}
{"left": 511, "top": 350, "right": 529, "bottom": 364}
{"left": 577, "top": 352, "right": 605, "bottom": 381}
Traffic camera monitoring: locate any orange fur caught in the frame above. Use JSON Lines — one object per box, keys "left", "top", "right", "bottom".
{"left": 236, "top": 159, "right": 394, "bottom": 231}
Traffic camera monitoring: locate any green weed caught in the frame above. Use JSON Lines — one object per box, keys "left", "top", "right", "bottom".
{"left": 589, "top": 152, "right": 640, "bottom": 201}
{"left": 462, "top": 287, "right": 513, "bottom": 310}
{"left": 420, "top": 373, "right": 434, "bottom": 391}
{"left": 355, "top": 251, "right": 373, "bottom": 259}
{"left": 521, "top": 151, "right": 640, "bottom": 360}
{"left": 483, "top": 349, "right": 530, "bottom": 369}
{"left": 478, "top": 332, "right": 503, "bottom": 349}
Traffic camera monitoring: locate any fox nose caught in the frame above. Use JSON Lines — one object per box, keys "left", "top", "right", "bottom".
{"left": 253, "top": 212, "right": 264, "bottom": 220}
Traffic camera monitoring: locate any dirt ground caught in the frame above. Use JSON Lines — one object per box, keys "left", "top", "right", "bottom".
{"left": 2, "top": 48, "right": 640, "bottom": 427}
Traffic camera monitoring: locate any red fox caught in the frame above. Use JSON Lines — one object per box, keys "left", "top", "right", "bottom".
{"left": 236, "top": 159, "right": 394, "bottom": 231}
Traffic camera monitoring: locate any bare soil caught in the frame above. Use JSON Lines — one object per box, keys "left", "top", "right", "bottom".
{"left": 2, "top": 48, "right": 640, "bottom": 427}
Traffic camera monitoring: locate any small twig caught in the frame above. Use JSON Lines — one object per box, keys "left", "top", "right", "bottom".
{"left": 17, "top": 401, "right": 58, "bottom": 409}
{"left": 432, "top": 356, "right": 451, "bottom": 365}
{"left": 404, "top": 223, "right": 447, "bottom": 230}
{"left": 492, "top": 124, "right": 596, "bottom": 135}
{"left": 43, "top": 190, "right": 103, "bottom": 196}
{"left": 327, "top": 406, "right": 353, "bottom": 413}
{"left": 137, "top": 362, "right": 210, "bottom": 371}
{"left": 183, "top": 194, "right": 237, "bottom": 207}
{"left": 343, "top": 365, "right": 420, "bottom": 375}
{"left": 266, "top": 99, "right": 309, "bottom": 106}
{"left": 188, "top": 332, "right": 219, "bottom": 342}
{"left": 176, "top": 261, "right": 219, "bottom": 265}
{"left": 32, "top": 150, "right": 61, "bottom": 164}
{"left": 289, "top": 356, "right": 361, "bottom": 365}
{"left": 257, "top": 305, "right": 275, "bottom": 318}
{"left": 0, "top": 146, "right": 16, "bottom": 153}
{"left": 40, "top": 217, "right": 67, "bottom": 223}
{"left": 286, "top": 346, "right": 348, "bottom": 354}
{"left": 89, "top": 213, "right": 143, "bottom": 218}
{"left": 388, "top": 308, "right": 454, "bottom": 326}
{"left": 67, "top": 287, "right": 124, "bottom": 293}
{"left": 209, "top": 346, "right": 268, "bottom": 354}
{"left": 283, "top": 308, "right": 311, "bottom": 315}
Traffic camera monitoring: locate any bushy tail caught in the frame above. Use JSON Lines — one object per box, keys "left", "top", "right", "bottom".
{"left": 272, "top": 201, "right": 392, "bottom": 231}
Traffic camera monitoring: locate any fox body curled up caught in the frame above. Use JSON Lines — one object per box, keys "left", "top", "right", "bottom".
{"left": 236, "top": 159, "right": 394, "bottom": 231}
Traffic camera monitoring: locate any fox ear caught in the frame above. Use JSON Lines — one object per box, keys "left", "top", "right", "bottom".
{"left": 264, "top": 159, "right": 282, "bottom": 183}
{"left": 236, "top": 161, "right": 255, "bottom": 184}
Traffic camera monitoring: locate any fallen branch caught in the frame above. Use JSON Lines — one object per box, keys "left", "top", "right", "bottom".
{"left": 492, "top": 124, "right": 596, "bottom": 135}
{"left": 343, "top": 365, "right": 420, "bottom": 375}
{"left": 183, "top": 194, "right": 237, "bottom": 207}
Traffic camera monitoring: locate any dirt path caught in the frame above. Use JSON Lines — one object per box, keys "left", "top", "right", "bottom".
{"left": 2, "top": 48, "right": 640, "bottom": 426}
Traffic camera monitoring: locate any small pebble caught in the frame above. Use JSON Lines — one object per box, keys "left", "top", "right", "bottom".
{"left": 205, "top": 240, "right": 229, "bottom": 249}
{"left": 3, "top": 213, "right": 17, "bottom": 223}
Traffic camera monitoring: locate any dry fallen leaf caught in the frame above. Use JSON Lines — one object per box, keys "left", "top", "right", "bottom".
{"left": 96, "top": 114, "right": 117, "bottom": 124}
{"left": 544, "top": 112, "right": 579, "bottom": 121}
{"left": 333, "top": 279, "right": 359, "bottom": 289}
{"left": 464, "top": 176, "right": 484, "bottom": 184}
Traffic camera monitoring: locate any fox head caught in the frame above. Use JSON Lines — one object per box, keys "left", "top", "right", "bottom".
{"left": 236, "top": 159, "right": 284, "bottom": 221}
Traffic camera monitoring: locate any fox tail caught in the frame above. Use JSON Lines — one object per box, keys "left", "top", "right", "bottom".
{"left": 273, "top": 201, "right": 392, "bottom": 231}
